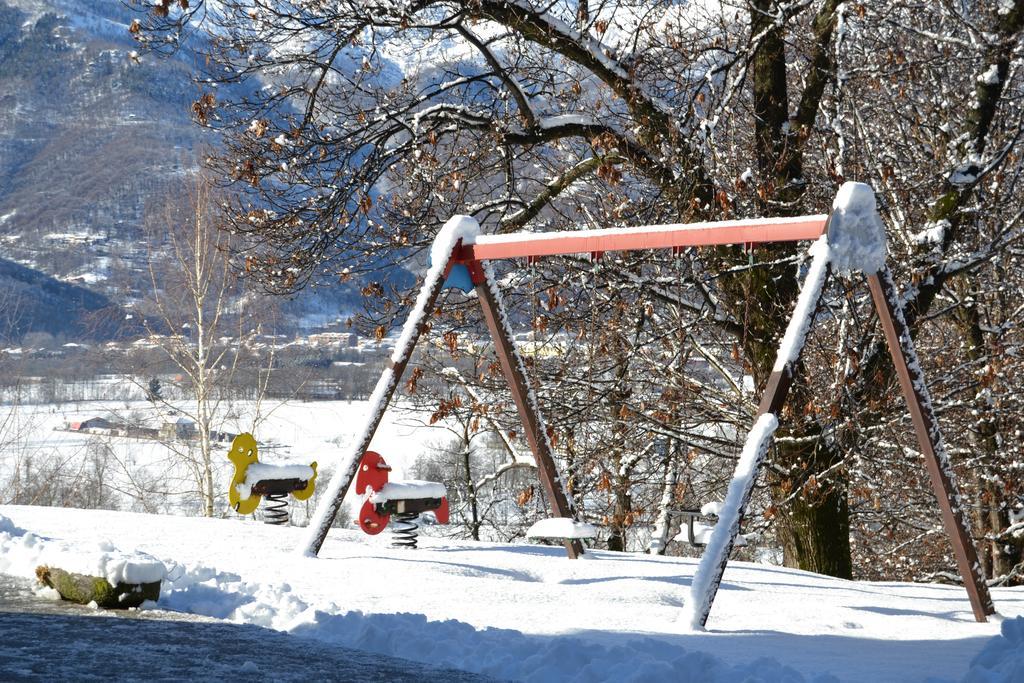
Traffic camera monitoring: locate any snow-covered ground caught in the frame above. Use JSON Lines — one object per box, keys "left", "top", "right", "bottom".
{"left": 2, "top": 505, "right": 1022, "bottom": 682}
{"left": 0, "top": 573, "right": 486, "bottom": 682}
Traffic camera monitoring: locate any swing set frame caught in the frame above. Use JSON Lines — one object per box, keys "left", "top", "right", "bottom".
{"left": 300, "top": 185, "right": 996, "bottom": 629}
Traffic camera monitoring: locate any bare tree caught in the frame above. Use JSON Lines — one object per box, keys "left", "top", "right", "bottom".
{"left": 140, "top": 170, "right": 256, "bottom": 516}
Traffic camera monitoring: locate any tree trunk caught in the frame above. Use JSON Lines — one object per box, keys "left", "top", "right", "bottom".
{"left": 461, "top": 427, "right": 481, "bottom": 541}
{"left": 604, "top": 308, "right": 644, "bottom": 553}
{"left": 716, "top": 0, "right": 852, "bottom": 578}
{"left": 959, "top": 300, "right": 1022, "bottom": 579}
{"left": 648, "top": 438, "right": 678, "bottom": 555}
{"left": 36, "top": 566, "right": 161, "bottom": 609}
{"left": 607, "top": 471, "right": 632, "bottom": 553}
{"left": 768, "top": 433, "right": 852, "bottom": 577}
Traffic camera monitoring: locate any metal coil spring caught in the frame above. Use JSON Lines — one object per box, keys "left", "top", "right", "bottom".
{"left": 263, "top": 493, "right": 289, "bottom": 526}
{"left": 391, "top": 511, "right": 419, "bottom": 549}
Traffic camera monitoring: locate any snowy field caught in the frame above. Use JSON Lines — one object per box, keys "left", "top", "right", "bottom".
{"left": 2, "top": 505, "right": 1023, "bottom": 682}
{"left": 1, "top": 397, "right": 446, "bottom": 519}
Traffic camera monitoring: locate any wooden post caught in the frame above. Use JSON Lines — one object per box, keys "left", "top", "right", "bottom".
{"left": 475, "top": 265, "right": 584, "bottom": 559}
{"left": 866, "top": 267, "right": 995, "bottom": 622}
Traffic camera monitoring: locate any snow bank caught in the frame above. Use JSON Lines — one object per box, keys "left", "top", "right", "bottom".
{"left": 0, "top": 506, "right": 1013, "bottom": 682}
{"left": 826, "top": 182, "right": 887, "bottom": 275}
{"left": 0, "top": 513, "right": 25, "bottom": 536}
{"left": 291, "top": 610, "right": 840, "bottom": 683}
{"left": 526, "top": 518, "right": 598, "bottom": 539}
{"left": 0, "top": 526, "right": 166, "bottom": 586}
{"left": 152, "top": 560, "right": 837, "bottom": 683}
{"left": 961, "top": 617, "right": 1024, "bottom": 682}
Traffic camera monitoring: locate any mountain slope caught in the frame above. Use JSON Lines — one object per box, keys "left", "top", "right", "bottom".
{"left": 0, "top": 0, "right": 384, "bottom": 338}
{"left": 0, "top": 256, "right": 134, "bottom": 342}
{"left": 0, "top": 0, "right": 200, "bottom": 294}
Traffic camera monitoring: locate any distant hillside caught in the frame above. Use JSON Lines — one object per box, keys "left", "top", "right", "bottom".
{"left": 0, "top": 0, "right": 408, "bottom": 337}
{"left": 0, "top": 256, "right": 136, "bottom": 343}
{"left": 0, "top": 0, "right": 200, "bottom": 295}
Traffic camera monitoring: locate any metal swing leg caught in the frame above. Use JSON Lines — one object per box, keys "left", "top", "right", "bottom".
{"left": 866, "top": 267, "right": 995, "bottom": 622}
{"left": 687, "top": 236, "right": 832, "bottom": 630}
{"left": 475, "top": 265, "right": 585, "bottom": 560}
{"left": 300, "top": 242, "right": 454, "bottom": 557}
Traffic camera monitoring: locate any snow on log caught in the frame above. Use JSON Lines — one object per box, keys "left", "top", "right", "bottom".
{"left": 33, "top": 539, "right": 167, "bottom": 587}
{"left": 526, "top": 518, "right": 598, "bottom": 540}
{"left": 826, "top": 181, "right": 887, "bottom": 275}
{"left": 3, "top": 530, "right": 167, "bottom": 609}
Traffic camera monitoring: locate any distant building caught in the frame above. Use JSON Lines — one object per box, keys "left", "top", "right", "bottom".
{"left": 295, "top": 381, "right": 345, "bottom": 401}
{"left": 76, "top": 417, "right": 113, "bottom": 431}
{"left": 66, "top": 417, "right": 124, "bottom": 436}
{"left": 307, "top": 332, "right": 357, "bottom": 347}
{"left": 127, "top": 426, "right": 160, "bottom": 440}
{"left": 160, "top": 417, "right": 196, "bottom": 441}
{"left": 209, "top": 430, "right": 238, "bottom": 444}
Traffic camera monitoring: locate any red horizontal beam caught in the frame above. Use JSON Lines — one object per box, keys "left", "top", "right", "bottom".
{"left": 456, "top": 215, "right": 829, "bottom": 262}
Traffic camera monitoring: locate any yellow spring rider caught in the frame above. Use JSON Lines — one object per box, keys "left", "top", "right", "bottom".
{"left": 228, "top": 433, "right": 317, "bottom": 524}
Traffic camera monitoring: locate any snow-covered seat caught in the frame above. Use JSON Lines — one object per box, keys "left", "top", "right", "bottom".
{"left": 367, "top": 480, "right": 448, "bottom": 518}
{"left": 526, "top": 517, "right": 598, "bottom": 542}
{"left": 227, "top": 433, "right": 317, "bottom": 525}
{"left": 356, "top": 451, "right": 449, "bottom": 548}
{"left": 675, "top": 502, "right": 749, "bottom": 548}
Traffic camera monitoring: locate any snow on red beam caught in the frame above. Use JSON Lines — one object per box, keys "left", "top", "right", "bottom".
{"left": 455, "top": 214, "right": 829, "bottom": 262}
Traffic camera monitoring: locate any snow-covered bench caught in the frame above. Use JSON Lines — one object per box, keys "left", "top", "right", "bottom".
{"left": 675, "top": 502, "right": 749, "bottom": 548}
{"left": 526, "top": 518, "right": 598, "bottom": 544}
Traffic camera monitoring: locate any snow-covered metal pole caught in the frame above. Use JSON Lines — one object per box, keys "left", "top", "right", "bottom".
{"left": 686, "top": 182, "right": 995, "bottom": 628}
{"left": 685, "top": 232, "right": 833, "bottom": 630}
{"left": 300, "top": 216, "right": 481, "bottom": 557}
{"left": 867, "top": 269, "right": 994, "bottom": 622}
{"left": 836, "top": 183, "right": 995, "bottom": 622}
{"left": 827, "top": 182, "right": 992, "bottom": 620}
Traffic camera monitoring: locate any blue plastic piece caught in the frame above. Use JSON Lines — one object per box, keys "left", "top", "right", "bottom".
{"left": 442, "top": 263, "right": 475, "bottom": 293}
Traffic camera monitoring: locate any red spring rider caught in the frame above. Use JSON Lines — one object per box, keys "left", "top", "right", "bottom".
{"left": 355, "top": 451, "right": 449, "bottom": 549}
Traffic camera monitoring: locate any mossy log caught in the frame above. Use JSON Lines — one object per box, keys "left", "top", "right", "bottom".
{"left": 35, "top": 566, "right": 161, "bottom": 609}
